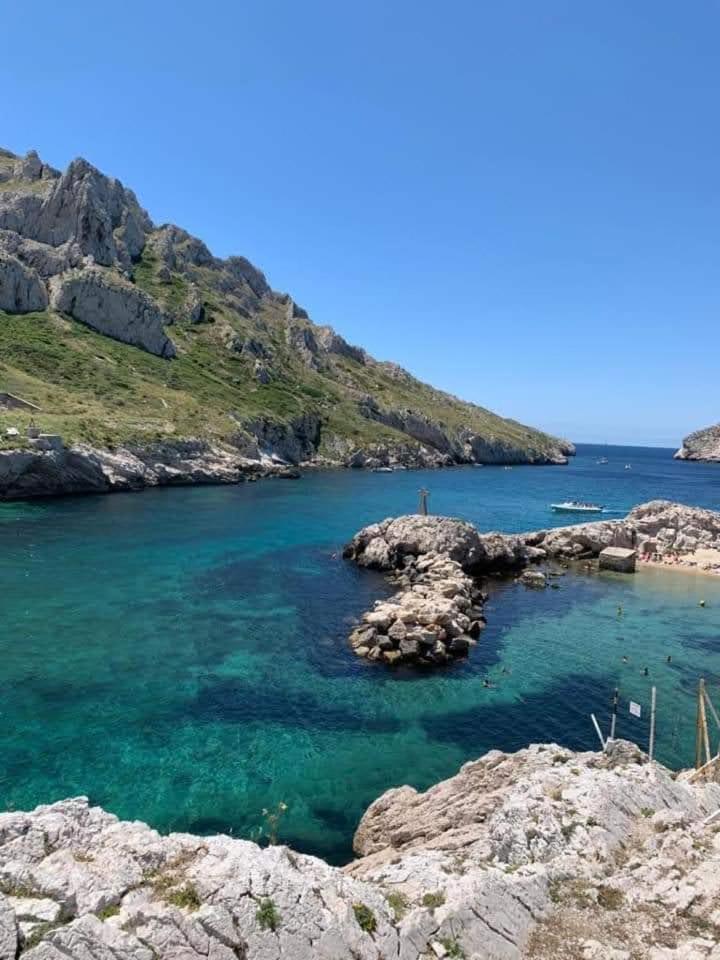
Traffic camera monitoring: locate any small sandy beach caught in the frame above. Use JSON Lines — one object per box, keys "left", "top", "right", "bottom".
{"left": 637, "top": 548, "right": 720, "bottom": 577}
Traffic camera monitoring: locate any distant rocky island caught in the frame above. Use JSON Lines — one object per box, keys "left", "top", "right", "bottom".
{"left": 675, "top": 423, "right": 720, "bottom": 462}
{"left": 0, "top": 147, "right": 572, "bottom": 499}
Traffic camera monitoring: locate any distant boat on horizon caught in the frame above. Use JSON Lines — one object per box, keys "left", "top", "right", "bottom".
{"left": 597, "top": 456, "right": 609, "bottom": 464}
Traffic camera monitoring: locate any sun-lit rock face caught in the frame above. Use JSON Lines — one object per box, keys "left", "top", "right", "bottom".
{"left": 675, "top": 424, "right": 720, "bottom": 462}
{"left": 48, "top": 268, "right": 176, "bottom": 358}
{"left": 1, "top": 741, "right": 720, "bottom": 959}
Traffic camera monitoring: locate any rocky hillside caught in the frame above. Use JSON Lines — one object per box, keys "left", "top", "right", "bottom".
{"left": 675, "top": 425, "right": 720, "bottom": 462}
{"left": 1, "top": 741, "right": 719, "bottom": 959}
{"left": 0, "top": 147, "right": 572, "bottom": 490}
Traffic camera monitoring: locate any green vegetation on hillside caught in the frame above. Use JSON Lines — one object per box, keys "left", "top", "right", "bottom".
{"left": 0, "top": 154, "right": 567, "bottom": 461}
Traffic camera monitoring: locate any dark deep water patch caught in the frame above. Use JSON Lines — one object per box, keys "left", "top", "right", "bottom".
{"left": 2, "top": 444, "right": 720, "bottom": 862}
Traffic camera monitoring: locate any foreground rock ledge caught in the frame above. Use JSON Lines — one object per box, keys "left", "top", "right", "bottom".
{"left": 2, "top": 741, "right": 720, "bottom": 959}
{"left": 343, "top": 501, "right": 720, "bottom": 665}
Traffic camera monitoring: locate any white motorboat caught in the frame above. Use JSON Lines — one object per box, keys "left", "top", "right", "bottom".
{"left": 551, "top": 501, "right": 604, "bottom": 514}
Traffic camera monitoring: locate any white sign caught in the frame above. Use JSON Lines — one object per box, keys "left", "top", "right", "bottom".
{"left": 629, "top": 701, "right": 642, "bottom": 718}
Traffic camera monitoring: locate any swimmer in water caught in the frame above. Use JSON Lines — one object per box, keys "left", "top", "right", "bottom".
{"left": 622, "top": 655, "right": 629, "bottom": 664}
{"left": 643, "top": 666, "right": 649, "bottom": 676}
{"left": 700, "top": 599, "right": 706, "bottom": 608}
{"left": 482, "top": 678, "right": 492, "bottom": 688}
{"left": 666, "top": 655, "right": 672, "bottom": 663}
{"left": 617, "top": 605, "right": 623, "bottom": 617}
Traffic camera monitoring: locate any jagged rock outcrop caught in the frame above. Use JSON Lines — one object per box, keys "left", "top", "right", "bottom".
{"left": 0, "top": 797, "right": 399, "bottom": 960}
{"left": 344, "top": 515, "right": 531, "bottom": 573}
{"left": 315, "top": 326, "right": 368, "bottom": 364}
{"left": 48, "top": 269, "right": 176, "bottom": 358}
{"left": 0, "top": 439, "right": 294, "bottom": 500}
{"left": 346, "top": 741, "right": 720, "bottom": 959}
{"left": 342, "top": 442, "right": 452, "bottom": 470}
{"left": 355, "top": 398, "right": 575, "bottom": 466}
{"left": 2, "top": 743, "right": 720, "bottom": 959}
{"left": 0, "top": 253, "right": 48, "bottom": 312}
{"left": 675, "top": 424, "right": 720, "bottom": 462}
{"left": 235, "top": 414, "right": 323, "bottom": 464}
{"left": 531, "top": 500, "right": 720, "bottom": 564}
{"left": 0, "top": 156, "right": 149, "bottom": 270}
{"left": 463, "top": 432, "right": 573, "bottom": 465}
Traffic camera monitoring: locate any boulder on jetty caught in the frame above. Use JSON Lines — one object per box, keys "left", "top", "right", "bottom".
{"left": 343, "top": 514, "right": 531, "bottom": 572}
{"left": 3, "top": 742, "right": 720, "bottom": 960}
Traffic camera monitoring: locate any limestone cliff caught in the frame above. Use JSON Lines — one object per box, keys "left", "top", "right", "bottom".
{"left": 675, "top": 424, "right": 720, "bottom": 462}
{"left": 1, "top": 741, "right": 719, "bottom": 959}
{"left": 0, "top": 146, "right": 572, "bottom": 494}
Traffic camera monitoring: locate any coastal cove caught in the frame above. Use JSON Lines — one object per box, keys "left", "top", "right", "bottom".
{"left": 2, "top": 443, "right": 720, "bottom": 865}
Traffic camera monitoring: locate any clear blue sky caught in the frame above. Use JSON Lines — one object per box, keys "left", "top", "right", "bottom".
{"left": 2, "top": 1, "right": 718, "bottom": 446}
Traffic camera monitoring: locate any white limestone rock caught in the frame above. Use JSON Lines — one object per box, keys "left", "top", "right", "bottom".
{"left": 49, "top": 268, "right": 176, "bottom": 358}
{"left": 0, "top": 252, "right": 48, "bottom": 312}
{"left": 0, "top": 894, "right": 17, "bottom": 960}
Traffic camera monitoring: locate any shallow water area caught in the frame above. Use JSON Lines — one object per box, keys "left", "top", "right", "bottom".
{"left": 1, "top": 443, "right": 720, "bottom": 864}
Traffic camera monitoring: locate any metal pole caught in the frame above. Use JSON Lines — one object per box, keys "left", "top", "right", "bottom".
{"left": 591, "top": 713, "right": 606, "bottom": 750}
{"left": 648, "top": 686, "right": 657, "bottom": 762}
{"left": 696, "top": 681, "right": 705, "bottom": 769}
{"left": 609, "top": 687, "right": 618, "bottom": 742}
{"left": 700, "top": 679, "right": 712, "bottom": 766}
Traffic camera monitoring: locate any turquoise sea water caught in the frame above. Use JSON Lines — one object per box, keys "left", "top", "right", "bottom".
{"left": 2, "top": 443, "right": 720, "bottom": 863}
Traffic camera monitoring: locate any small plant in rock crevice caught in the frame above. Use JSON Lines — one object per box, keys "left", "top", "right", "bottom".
{"left": 353, "top": 901, "right": 376, "bottom": 934}
{"left": 421, "top": 890, "right": 446, "bottom": 910}
{"left": 96, "top": 904, "right": 120, "bottom": 920}
{"left": 165, "top": 884, "right": 201, "bottom": 911}
{"left": 22, "top": 921, "right": 68, "bottom": 950}
{"left": 386, "top": 891, "right": 409, "bottom": 921}
{"left": 439, "top": 937, "right": 465, "bottom": 958}
{"left": 256, "top": 897, "right": 281, "bottom": 932}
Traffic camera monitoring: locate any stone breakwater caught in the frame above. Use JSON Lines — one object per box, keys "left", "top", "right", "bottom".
{"left": 348, "top": 554, "right": 487, "bottom": 665}
{"left": 2, "top": 741, "right": 720, "bottom": 959}
{"left": 343, "top": 501, "right": 720, "bottom": 664}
